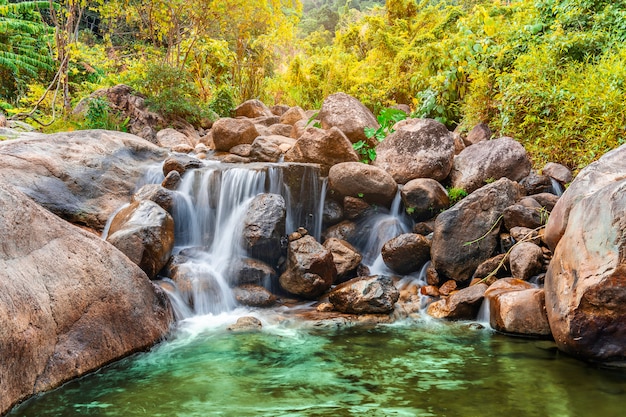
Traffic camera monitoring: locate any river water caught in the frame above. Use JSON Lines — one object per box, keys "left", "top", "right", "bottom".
{"left": 10, "top": 313, "right": 626, "bottom": 417}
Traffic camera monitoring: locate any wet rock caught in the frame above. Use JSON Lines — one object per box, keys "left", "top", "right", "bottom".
{"left": 519, "top": 171, "right": 554, "bottom": 196}
{"left": 449, "top": 137, "right": 531, "bottom": 194}
{"left": 420, "top": 285, "right": 440, "bottom": 297}
{"left": 401, "top": 178, "right": 449, "bottom": 221}
{"left": 229, "top": 258, "right": 277, "bottom": 286}
{"left": 343, "top": 196, "right": 372, "bottom": 219}
{"left": 242, "top": 194, "right": 286, "bottom": 266}
{"left": 413, "top": 221, "right": 435, "bottom": 236}
{"left": 542, "top": 162, "right": 572, "bottom": 184}
{"left": 374, "top": 118, "right": 455, "bottom": 183}
{"left": 212, "top": 117, "right": 260, "bottom": 152}
{"left": 464, "top": 122, "right": 491, "bottom": 146}
{"left": 318, "top": 92, "right": 379, "bottom": 146}
{"left": 132, "top": 184, "right": 176, "bottom": 214}
{"left": 323, "top": 220, "right": 358, "bottom": 242}
{"left": 328, "top": 162, "right": 397, "bottom": 207}
{"left": 156, "top": 128, "right": 194, "bottom": 149}
{"left": 545, "top": 153, "right": 626, "bottom": 361}
{"left": 485, "top": 279, "right": 550, "bottom": 336}
{"left": 279, "top": 235, "right": 336, "bottom": 299}
{"left": 233, "top": 285, "right": 277, "bottom": 307}
{"left": 280, "top": 106, "right": 307, "bottom": 125}
{"left": 249, "top": 135, "right": 296, "bottom": 162}
{"left": 227, "top": 316, "right": 263, "bottom": 332}
{"left": 0, "top": 130, "right": 167, "bottom": 231}
{"left": 322, "top": 199, "right": 344, "bottom": 225}
{"left": 323, "top": 238, "right": 363, "bottom": 281}
{"left": 284, "top": 126, "right": 359, "bottom": 175}
{"left": 0, "top": 182, "right": 172, "bottom": 415}
{"left": 106, "top": 200, "right": 175, "bottom": 279}
{"left": 431, "top": 178, "right": 523, "bottom": 282}
{"left": 381, "top": 233, "right": 431, "bottom": 275}
{"left": 162, "top": 154, "right": 203, "bottom": 177}
{"left": 329, "top": 275, "right": 399, "bottom": 314}
{"left": 234, "top": 99, "right": 273, "bottom": 118}
{"left": 438, "top": 279, "right": 458, "bottom": 296}
{"left": 426, "top": 263, "right": 440, "bottom": 285}
{"left": 426, "top": 283, "right": 488, "bottom": 320}
{"left": 503, "top": 203, "right": 545, "bottom": 230}
{"left": 509, "top": 242, "right": 544, "bottom": 280}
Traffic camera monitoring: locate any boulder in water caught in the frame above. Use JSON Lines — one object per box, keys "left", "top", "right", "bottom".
{"left": 0, "top": 181, "right": 172, "bottom": 415}
{"left": 279, "top": 235, "right": 336, "bottom": 299}
{"left": 106, "top": 200, "right": 175, "bottom": 279}
{"left": 426, "top": 283, "right": 488, "bottom": 320}
{"left": 162, "top": 153, "right": 203, "bottom": 177}
{"left": 242, "top": 194, "right": 286, "bottom": 266}
{"left": 328, "top": 275, "right": 399, "bottom": 314}
{"left": 381, "top": 233, "right": 431, "bottom": 275}
{"left": 323, "top": 238, "right": 362, "bottom": 281}
{"left": 132, "top": 183, "right": 176, "bottom": 214}
{"left": 400, "top": 178, "right": 449, "bottom": 221}
{"left": 227, "top": 316, "right": 263, "bottom": 332}
{"left": 233, "top": 285, "right": 277, "bottom": 307}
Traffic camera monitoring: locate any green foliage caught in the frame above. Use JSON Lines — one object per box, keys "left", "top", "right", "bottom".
{"left": 84, "top": 96, "right": 129, "bottom": 131}
{"left": 447, "top": 187, "right": 468, "bottom": 206}
{"left": 209, "top": 87, "right": 235, "bottom": 118}
{"left": 355, "top": 107, "right": 407, "bottom": 163}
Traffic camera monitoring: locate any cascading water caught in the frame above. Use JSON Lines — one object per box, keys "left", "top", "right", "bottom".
{"left": 161, "top": 161, "right": 324, "bottom": 319}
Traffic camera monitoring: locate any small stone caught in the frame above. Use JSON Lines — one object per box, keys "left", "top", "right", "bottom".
{"left": 227, "top": 316, "right": 263, "bottom": 332}
{"left": 439, "top": 280, "right": 457, "bottom": 296}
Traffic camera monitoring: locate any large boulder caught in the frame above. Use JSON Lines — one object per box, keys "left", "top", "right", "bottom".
{"left": 234, "top": 99, "right": 273, "bottom": 118}
{"left": 449, "top": 137, "right": 532, "bottom": 194}
{"left": 328, "top": 162, "right": 397, "bottom": 206}
{"left": 284, "top": 126, "right": 359, "bottom": 175}
{"left": 323, "top": 238, "right": 362, "bottom": 281}
{"left": 279, "top": 235, "right": 336, "bottom": 299}
{"left": 242, "top": 194, "right": 286, "bottom": 266}
{"left": 373, "top": 118, "right": 455, "bottom": 183}
{"left": 106, "top": 200, "right": 175, "bottom": 279}
{"left": 431, "top": 178, "right": 523, "bottom": 282}
{"left": 329, "top": 275, "right": 399, "bottom": 314}
{"left": 0, "top": 130, "right": 167, "bottom": 231}
{"left": 318, "top": 92, "right": 379, "bottom": 145}
{"left": 381, "top": 233, "right": 431, "bottom": 275}
{"left": 211, "top": 117, "right": 260, "bottom": 152}
{"left": 0, "top": 182, "right": 172, "bottom": 415}
{"left": 400, "top": 178, "right": 449, "bottom": 221}
{"left": 484, "top": 278, "right": 551, "bottom": 336}
{"left": 545, "top": 171, "right": 626, "bottom": 362}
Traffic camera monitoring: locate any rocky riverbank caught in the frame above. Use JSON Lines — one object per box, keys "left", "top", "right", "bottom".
{"left": 1, "top": 88, "right": 625, "bottom": 414}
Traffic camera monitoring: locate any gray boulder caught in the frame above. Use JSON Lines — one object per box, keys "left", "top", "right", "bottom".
{"left": 381, "top": 233, "right": 431, "bottom": 275}
{"left": 242, "top": 194, "right": 286, "bottom": 266}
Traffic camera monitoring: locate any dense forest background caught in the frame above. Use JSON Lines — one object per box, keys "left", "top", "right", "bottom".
{"left": 1, "top": 0, "right": 626, "bottom": 170}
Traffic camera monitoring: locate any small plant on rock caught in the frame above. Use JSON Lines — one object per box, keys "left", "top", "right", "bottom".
{"left": 447, "top": 187, "right": 468, "bottom": 206}
{"left": 356, "top": 107, "right": 407, "bottom": 163}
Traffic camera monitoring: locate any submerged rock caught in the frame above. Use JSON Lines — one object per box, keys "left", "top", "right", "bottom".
{"left": 0, "top": 181, "right": 172, "bottom": 415}
{"left": 328, "top": 275, "right": 399, "bottom": 314}
{"left": 279, "top": 235, "right": 336, "bottom": 299}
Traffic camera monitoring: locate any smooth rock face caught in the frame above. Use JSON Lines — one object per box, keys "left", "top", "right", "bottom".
{"left": 156, "top": 128, "right": 194, "bottom": 149}
{"left": 229, "top": 258, "right": 277, "bottom": 286}
{"left": 329, "top": 275, "right": 399, "bottom": 314}
{"left": 374, "top": 118, "right": 455, "bottom": 183}
{"left": 162, "top": 154, "right": 203, "bottom": 177}
{"left": 212, "top": 118, "right": 260, "bottom": 152}
{"left": 106, "top": 200, "right": 175, "bottom": 279}
{"left": 381, "top": 233, "right": 431, "bottom": 275}
{"left": 401, "top": 178, "right": 450, "bottom": 221}
{"left": 426, "top": 283, "right": 488, "bottom": 320}
{"left": 318, "top": 92, "right": 379, "bottom": 145}
{"left": 542, "top": 162, "right": 573, "bottom": 184}
{"left": 234, "top": 99, "right": 273, "bottom": 118}
{"left": 431, "top": 178, "right": 522, "bottom": 282}
{"left": 545, "top": 178, "right": 626, "bottom": 362}
{"left": 328, "top": 162, "right": 397, "bottom": 206}
{"left": 242, "top": 194, "right": 286, "bottom": 266}
{"left": 503, "top": 203, "right": 545, "bottom": 230}
{"left": 545, "top": 143, "right": 626, "bottom": 251}
{"left": 132, "top": 184, "right": 176, "bottom": 214}
{"left": 233, "top": 285, "right": 276, "bottom": 307}
{"left": 284, "top": 126, "right": 359, "bottom": 175}
{"left": 449, "top": 137, "right": 531, "bottom": 194}
{"left": 509, "top": 242, "right": 544, "bottom": 281}
{"left": 0, "top": 182, "right": 172, "bottom": 415}
{"left": 0, "top": 130, "right": 167, "bottom": 231}
{"left": 323, "top": 238, "right": 363, "bottom": 281}
{"left": 279, "top": 235, "right": 336, "bottom": 299}
{"left": 485, "top": 278, "right": 550, "bottom": 336}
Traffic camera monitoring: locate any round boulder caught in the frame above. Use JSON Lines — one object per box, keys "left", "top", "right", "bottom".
{"left": 328, "top": 162, "right": 397, "bottom": 207}
{"left": 374, "top": 118, "right": 455, "bottom": 183}
{"left": 401, "top": 178, "right": 449, "bottom": 221}
{"left": 234, "top": 99, "right": 273, "bottom": 118}
{"left": 318, "top": 92, "right": 379, "bottom": 145}
{"left": 212, "top": 117, "right": 260, "bottom": 152}
{"left": 284, "top": 127, "right": 359, "bottom": 175}
{"left": 381, "top": 233, "right": 431, "bottom": 275}
{"left": 242, "top": 194, "right": 286, "bottom": 266}
{"left": 328, "top": 275, "right": 399, "bottom": 314}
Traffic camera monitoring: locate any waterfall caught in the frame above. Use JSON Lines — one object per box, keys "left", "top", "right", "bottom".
{"left": 162, "top": 161, "right": 323, "bottom": 318}
{"left": 549, "top": 177, "right": 565, "bottom": 197}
